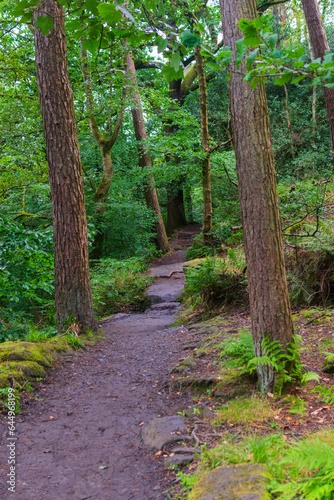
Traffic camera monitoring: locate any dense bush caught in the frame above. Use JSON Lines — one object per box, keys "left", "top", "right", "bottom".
{"left": 90, "top": 257, "right": 154, "bottom": 318}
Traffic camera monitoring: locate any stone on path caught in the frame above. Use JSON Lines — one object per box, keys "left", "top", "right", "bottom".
{"left": 165, "top": 454, "right": 194, "bottom": 466}
{"left": 188, "top": 464, "right": 270, "bottom": 500}
{"left": 141, "top": 416, "right": 190, "bottom": 450}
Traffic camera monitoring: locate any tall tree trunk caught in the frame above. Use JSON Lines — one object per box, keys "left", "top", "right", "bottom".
{"left": 81, "top": 45, "right": 127, "bottom": 259}
{"left": 34, "top": 0, "right": 96, "bottom": 334}
{"left": 194, "top": 45, "right": 213, "bottom": 241}
{"left": 127, "top": 51, "right": 170, "bottom": 254}
{"left": 301, "top": 0, "right": 334, "bottom": 158}
{"left": 220, "top": 0, "right": 297, "bottom": 392}
{"left": 165, "top": 78, "right": 187, "bottom": 234}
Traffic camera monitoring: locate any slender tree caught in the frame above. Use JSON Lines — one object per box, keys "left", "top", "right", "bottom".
{"left": 126, "top": 50, "right": 170, "bottom": 254}
{"left": 220, "top": 0, "right": 298, "bottom": 392}
{"left": 301, "top": 0, "right": 334, "bottom": 157}
{"left": 80, "top": 43, "right": 127, "bottom": 259}
{"left": 194, "top": 45, "right": 213, "bottom": 240}
{"left": 34, "top": 0, "right": 96, "bottom": 333}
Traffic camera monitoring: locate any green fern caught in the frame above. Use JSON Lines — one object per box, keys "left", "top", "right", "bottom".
{"left": 273, "top": 440, "right": 334, "bottom": 500}
{"left": 313, "top": 384, "right": 334, "bottom": 405}
{"left": 301, "top": 371, "right": 320, "bottom": 384}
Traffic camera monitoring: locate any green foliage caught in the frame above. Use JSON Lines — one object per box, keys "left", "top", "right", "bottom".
{"left": 185, "top": 234, "right": 215, "bottom": 260}
{"left": 273, "top": 439, "right": 334, "bottom": 500}
{"left": 90, "top": 257, "right": 154, "bottom": 318}
{"left": 183, "top": 254, "right": 247, "bottom": 309}
{"left": 313, "top": 383, "right": 334, "bottom": 405}
{"left": 218, "top": 329, "right": 255, "bottom": 369}
{"left": 94, "top": 199, "right": 158, "bottom": 259}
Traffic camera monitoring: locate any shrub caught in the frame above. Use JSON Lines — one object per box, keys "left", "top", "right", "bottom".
{"left": 90, "top": 257, "right": 154, "bottom": 318}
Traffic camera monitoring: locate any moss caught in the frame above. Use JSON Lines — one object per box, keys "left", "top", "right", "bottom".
{"left": 0, "top": 336, "right": 70, "bottom": 390}
{"left": 0, "top": 341, "right": 53, "bottom": 366}
{"left": 213, "top": 370, "right": 250, "bottom": 399}
{"left": 188, "top": 464, "right": 271, "bottom": 500}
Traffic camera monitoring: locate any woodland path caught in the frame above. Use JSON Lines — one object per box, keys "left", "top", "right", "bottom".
{"left": 0, "top": 225, "right": 200, "bottom": 500}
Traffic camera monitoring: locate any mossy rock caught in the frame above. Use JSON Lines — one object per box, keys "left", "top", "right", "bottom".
{"left": 188, "top": 463, "right": 271, "bottom": 500}
{"left": 171, "top": 357, "right": 197, "bottom": 374}
{"left": 0, "top": 338, "right": 69, "bottom": 389}
{"left": 213, "top": 370, "right": 250, "bottom": 399}
{"left": 322, "top": 355, "right": 334, "bottom": 374}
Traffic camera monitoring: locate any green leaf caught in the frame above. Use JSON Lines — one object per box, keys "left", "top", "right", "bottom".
{"left": 272, "top": 48, "right": 284, "bottom": 59}
{"left": 82, "top": 38, "right": 99, "bottom": 54}
{"left": 235, "top": 39, "right": 247, "bottom": 68}
{"left": 98, "top": 4, "right": 122, "bottom": 24}
{"left": 206, "top": 58, "right": 220, "bottom": 72}
{"left": 170, "top": 52, "right": 181, "bottom": 72}
{"left": 181, "top": 30, "right": 200, "bottom": 48}
{"left": 35, "top": 15, "right": 54, "bottom": 36}
{"left": 158, "top": 38, "right": 168, "bottom": 53}
{"left": 274, "top": 72, "right": 293, "bottom": 86}
{"left": 291, "top": 75, "right": 305, "bottom": 84}
{"left": 267, "top": 34, "right": 278, "bottom": 50}
{"left": 83, "top": 0, "right": 99, "bottom": 15}
{"left": 243, "top": 36, "right": 262, "bottom": 48}
{"left": 246, "top": 48, "right": 259, "bottom": 71}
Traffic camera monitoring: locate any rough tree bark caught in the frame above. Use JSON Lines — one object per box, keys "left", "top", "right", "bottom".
{"left": 127, "top": 51, "right": 170, "bottom": 254}
{"left": 34, "top": 0, "right": 96, "bottom": 334}
{"left": 194, "top": 45, "right": 213, "bottom": 240}
{"left": 220, "top": 0, "right": 297, "bottom": 392}
{"left": 81, "top": 44, "right": 127, "bottom": 259}
{"left": 301, "top": 0, "right": 334, "bottom": 158}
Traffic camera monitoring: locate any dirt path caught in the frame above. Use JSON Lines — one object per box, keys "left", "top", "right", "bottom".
{"left": 0, "top": 227, "right": 199, "bottom": 500}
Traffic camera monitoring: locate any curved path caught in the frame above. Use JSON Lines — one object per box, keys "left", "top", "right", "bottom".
{"left": 0, "top": 234, "right": 198, "bottom": 500}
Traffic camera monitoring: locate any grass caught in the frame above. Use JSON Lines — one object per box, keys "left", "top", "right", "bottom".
{"left": 215, "top": 396, "right": 275, "bottom": 426}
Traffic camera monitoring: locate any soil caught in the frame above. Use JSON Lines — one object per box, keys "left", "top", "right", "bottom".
{"left": 2, "top": 222, "right": 334, "bottom": 500}
{"left": 0, "top": 225, "right": 199, "bottom": 500}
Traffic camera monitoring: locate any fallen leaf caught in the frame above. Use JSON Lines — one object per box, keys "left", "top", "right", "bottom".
{"left": 155, "top": 451, "right": 162, "bottom": 456}
{"left": 99, "top": 465, "right": 108, "bottom": 470}
{"left": 139, "top": 422, "right": 144, "bottom": 426}
{"left": 267, "top": 392, "right": 274, "bottom": 398}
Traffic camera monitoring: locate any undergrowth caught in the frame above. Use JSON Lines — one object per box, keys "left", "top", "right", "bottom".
{"left": 178, "top": 429, "right": 334, "bottom": 500}
{"left": 90, "top": 256, "right": 154, "bottom": 318}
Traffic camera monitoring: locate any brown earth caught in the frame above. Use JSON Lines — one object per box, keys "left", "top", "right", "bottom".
{"left": 0, "top": 225, "right": 199, "bottom": 500}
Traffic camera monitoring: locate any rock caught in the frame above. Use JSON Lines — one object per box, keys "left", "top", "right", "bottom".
{"left": 171, "top": 376, "right": 217, "bottom": 391}
{"left": 141, "top": 416, "right": 190, "bottom": 450}
{"left": 171, "top": 357, "right": 197, "bottom": 374}
{"left": 165, "top": 454, "right": 194, "bottom": 466}
{"left": 188, "top": 463, "right": 271, "bottom": 500}
{"left": 149, "top": 302, "right": 180, "bottom": 311}
{"left": 322, "top": 356, "right": 334, "bottom": 374}
{"left": 212, "top": 370, "right": 250, "bottom": 399}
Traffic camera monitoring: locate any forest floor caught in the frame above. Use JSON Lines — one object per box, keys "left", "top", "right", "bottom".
{"left": 0, "top": 224, "right": 200, "bottom": 500}
{"left": 1, "top": 224, "right": 334, "bottom": 500}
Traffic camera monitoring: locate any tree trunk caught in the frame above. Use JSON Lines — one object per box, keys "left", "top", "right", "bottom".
{"left": 34, "top": 0, "right": 96, "bottom": 334}
{"left": 301, "top": 0, "right": 334, "bottom": 158}
{"left": 165, "top": 78, "right": 187, "bottom": 234}
{"left": 194, "top": 45, "right": 213, "bottom": 241}
{"left": 220, "top": 0, "right": 297, "bottom": 392}
{"left": 81, "top": 45, "right": 127, "bottom": 259}
{"left": 127, "top": 51, "right": 170, "bottom": 254}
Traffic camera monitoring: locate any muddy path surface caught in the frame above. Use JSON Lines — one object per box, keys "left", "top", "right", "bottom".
{"left": 0, "top": 226, "right": 200, "bottom": 500}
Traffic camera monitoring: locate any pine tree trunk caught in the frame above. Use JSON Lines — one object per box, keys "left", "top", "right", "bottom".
{"left": 34, "top": 0, "right": 96, "bottom": 333}
{"left": 301, "top": 0, "right": 334, "bottom": 158}
{"left": 127, "top": 51, "right": 170, "bottom": 254}
{"left": 194, "top": 46, "right": 213, "bottom": 241}
{"left": 220, "top": 0, "right": 297, "bottom": 392}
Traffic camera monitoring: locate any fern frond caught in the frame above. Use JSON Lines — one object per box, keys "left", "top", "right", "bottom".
{"left": 301, "top": 371, "right": 320, "bottom": 384}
